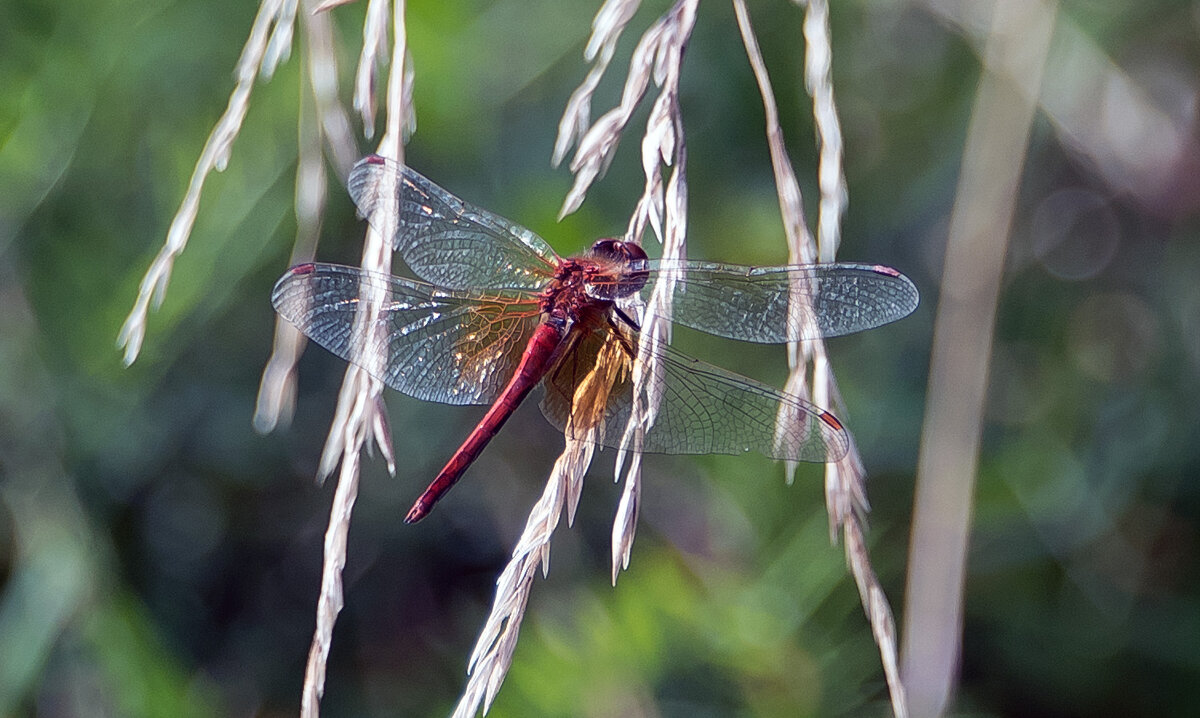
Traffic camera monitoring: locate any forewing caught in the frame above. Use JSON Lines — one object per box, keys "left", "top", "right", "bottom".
{"left": 640, "top": 260, "right": 919, "bottom": 343}
{"left": 272, "top": 263, "right": 541, "bottom": 405}
{"left": 540, "top": 329, "right": 849, "bottom": 462}
{"left": 348, "top": 155, "right": 561, "bottom": 290}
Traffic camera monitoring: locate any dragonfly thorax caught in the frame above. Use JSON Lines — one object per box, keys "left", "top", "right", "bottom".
{"left": 538, "top": 239, "right": 648, "bottom": 324}
{"left": 539, "top": 257, "right": 611, "bottom": 329}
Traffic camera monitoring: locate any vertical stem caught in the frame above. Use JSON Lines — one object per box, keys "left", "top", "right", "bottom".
{"left": 901, "top": 1, "right": 1057, "bottom": 715}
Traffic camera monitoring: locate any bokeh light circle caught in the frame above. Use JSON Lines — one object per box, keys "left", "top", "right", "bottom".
{"left": 1030, "top": 188, "right": 1120, "bottom": 281}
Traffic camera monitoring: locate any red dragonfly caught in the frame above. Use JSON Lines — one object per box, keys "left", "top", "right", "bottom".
{"left": 273, "top": 155, "right": 918, "bottom": 523}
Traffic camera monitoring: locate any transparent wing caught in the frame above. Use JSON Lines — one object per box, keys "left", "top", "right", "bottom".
{"left": 539, "top": 328, "right": 849, "bottom": 462}
{"left": 625, "top": 260, "right": 919, "bottom": 343}
{"left": 272, "top": 263, "right": 542, "bottom": 405}
{"left": 347, "top": 155, "right": 561, "bottom": 290}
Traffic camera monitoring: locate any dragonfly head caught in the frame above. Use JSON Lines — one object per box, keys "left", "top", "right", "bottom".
{"left": 586, "top": 239, "right": 649, "bottom": 299}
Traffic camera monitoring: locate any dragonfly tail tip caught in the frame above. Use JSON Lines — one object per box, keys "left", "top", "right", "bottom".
{"left": 404, "top": 501, "right": 429, "bottom": 524}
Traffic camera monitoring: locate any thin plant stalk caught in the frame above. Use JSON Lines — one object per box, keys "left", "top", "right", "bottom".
{"left": 901, "top": 1, "right": 1057, "bottom": 715}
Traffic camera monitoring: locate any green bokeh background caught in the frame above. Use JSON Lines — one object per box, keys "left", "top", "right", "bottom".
{"left": 2, "top": 0, "right": 1198, "bottom": 716}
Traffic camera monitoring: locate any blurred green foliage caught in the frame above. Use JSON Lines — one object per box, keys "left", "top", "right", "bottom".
{"left": 2, "top": 0, "right": 1198, "bottom": 716}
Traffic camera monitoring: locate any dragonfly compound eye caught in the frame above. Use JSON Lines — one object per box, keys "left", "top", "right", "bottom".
{"left": 589, "top": 239, "right": 649, "bottom": 297}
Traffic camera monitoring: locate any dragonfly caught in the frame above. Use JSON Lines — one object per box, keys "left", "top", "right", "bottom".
{"left": 273, "top": 155, "right": 919, "bottom": 523}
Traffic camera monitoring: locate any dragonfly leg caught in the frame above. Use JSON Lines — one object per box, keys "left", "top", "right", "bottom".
{"left": 612, "top": 305, "right": 640, "bottom": 332}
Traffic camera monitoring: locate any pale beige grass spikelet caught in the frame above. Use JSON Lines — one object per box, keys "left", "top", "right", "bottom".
{"left": 117, "top": 0, "right": 413, "bottom": 714}
{"left": 454, "top": 4, "right": 699, "bottom": 713}
{"left": 736, "top": 1, "right": 907, "bottom": 715}
{"left": 117, "top": 0, "right": 297, "bottom": 366}
{"left": 300, "top": 1, "right": 411, "bottom": 716}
